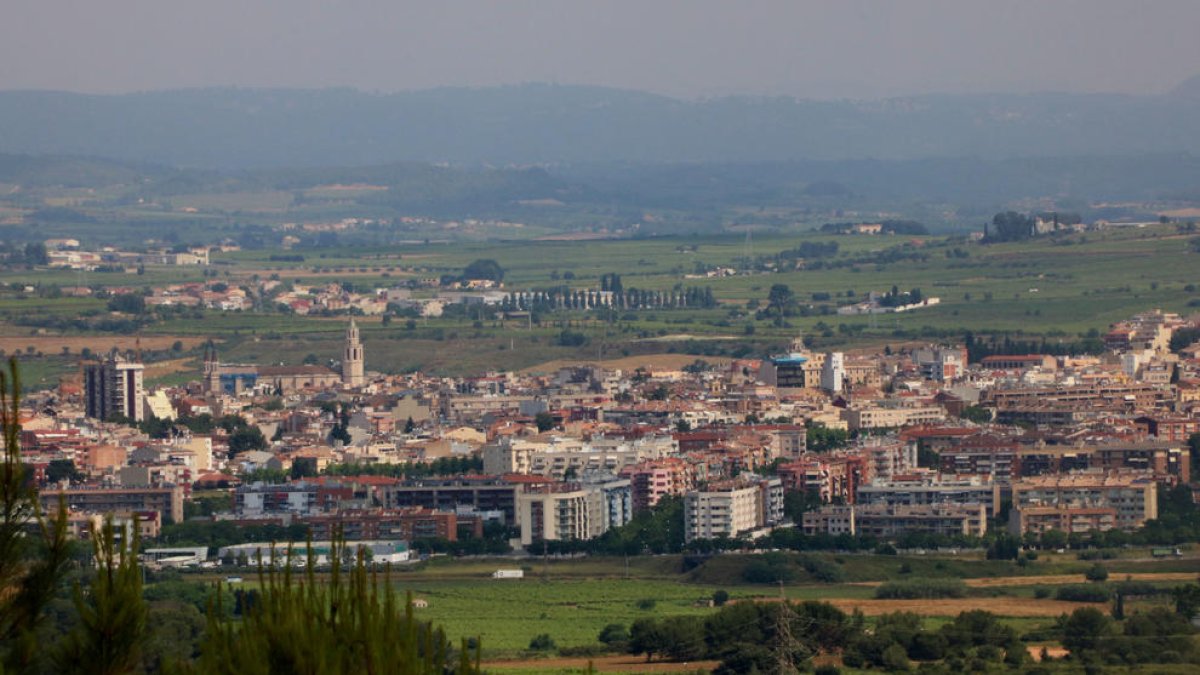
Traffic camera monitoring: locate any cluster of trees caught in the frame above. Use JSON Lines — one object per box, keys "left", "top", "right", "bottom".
{"left": 327, "top": 408, "right": 352, "bottom": 446}
{"left": 0, "top": 241, "right": 49, "bottom": 267}
{"left": 963, "top": 330, "right": 1106, "bottom": 361}
{"left": 843, "top": 610, "right": 1025, "bottom": 670}
{"left": 805, "top": 421, "right": 849, "bottom": 452}
{"left": 625, "top": 599, "right": 857, "bottom": 672}
{"left": 874, "top": 578, "right": 967, "bottom": 599}
{"left": 322, "top": 455, "right": 483, "bottom": 478}
{"left": 133, "top": 412, "right": 266, "bottom": 458}
{"left": 615, "top": 601, "right": 1137, "bottom": 672}
{"left": 461, "top": 259, "right": 504, "bottom": 282}
{"left": 408, "top": 522, "right": 517, "bottom": 557}
{"left": 1058, "top": 605, "right": 1197, "bottom": 666}
{"left": 819, "top": 220, "right": 930, "bottom": 235}
{"left": 1170, "top": 326, "right": 1200, "bottom": 352}
{"left": 16, "top": 312, "right": 153, "bottom": 335}
{"left": 774, "top": 240, "right": 839, "bottom": 263}
{"left": 985, "top": 211, "right": 1037, "bottom": 242}
{"left": 741, "top": 551, "right": 844, "bottom": 584}
{"left": 106, "top": 293, "right": 147, "bottom": 314}
{"left": 876, "top": 285, "right": 923, "bottom": 308}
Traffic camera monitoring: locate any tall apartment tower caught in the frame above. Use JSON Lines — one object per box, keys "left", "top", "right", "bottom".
{"left": 342, "top": 319, "right": 365, "bottom": 386}
{"left": 84, "top": 351, "right": 145, "bottom": 422}
{"left": 820, "top": 351, "right": 845, "bottom": 393}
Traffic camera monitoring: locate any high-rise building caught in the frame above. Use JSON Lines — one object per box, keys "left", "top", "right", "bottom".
{"left": 820, "top": 351, "right": 845, "bottom": 393}
{"left": 84, "top": 351, "right": 145, "bottom": 422}
{"left": 342, "top": 318, "right": 365, "bottom": 386}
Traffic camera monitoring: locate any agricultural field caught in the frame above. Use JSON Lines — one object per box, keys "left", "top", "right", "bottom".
{"left": 273, "top": 550, "right": 1198, "bottom": 660}
{"left": 4, "top": 223, "right": 1200, "bottom": 387}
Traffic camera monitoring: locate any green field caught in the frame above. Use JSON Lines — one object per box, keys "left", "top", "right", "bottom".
{"left": 288, "top": 551, "right": 1193, "bottom": 656}
{"left": 6, "top": 224, "right": 1200, "bottom": 383}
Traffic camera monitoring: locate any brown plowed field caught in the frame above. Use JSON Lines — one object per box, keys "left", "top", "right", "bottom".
{"left": 0, "top": 336, "right": 207, "bottom": 354}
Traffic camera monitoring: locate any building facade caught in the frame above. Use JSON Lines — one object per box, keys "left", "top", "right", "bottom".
{"left": 84, "top": 351, "right": 145, "bottom": 422}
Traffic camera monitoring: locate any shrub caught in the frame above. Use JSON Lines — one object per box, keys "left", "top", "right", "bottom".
{"left": 874, "top": 578, "right": 967, "bottom": 599}
{"left": 1113, "top": 580, "right": 1159, "bottom": 597}
{"left": 1055, "top": 584, "right": 1111, "bottom": 603}
{"left": 598, "top": 623, "right": 629, "bottom": 647}
{"left": 881, "top": 643, "right": 911, "bottom": 671}
{"left": 800, "top": 555, "right": 845, "bottom": 583}
{"left": 1033, "top": 586, "right": 1051, "bottom": 599}
{"left": 635, "top": 598, "right": 657, "bottom": 610}
{"left": 528, "top": 633, "right": 556, "bottom": 651}
{"left": 1085, "top": 564, "right": 1108, "bottom": 583}
{"left": 743, "top": 558, "right": 796, "bottom": 584}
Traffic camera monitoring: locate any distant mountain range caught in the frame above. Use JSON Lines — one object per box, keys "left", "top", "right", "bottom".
{"left": 2, "top": 82, "right": 1200, "bottom": 168}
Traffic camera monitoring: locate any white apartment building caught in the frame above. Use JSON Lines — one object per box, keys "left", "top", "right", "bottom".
{"left": 516, "top": 478, "right": 632, "bottom": 546}
{"left": 483, "top": 435, "right": 675, "bottom": 478}
{"left": 683, "top": 477, "right": 783, "bottom": 542}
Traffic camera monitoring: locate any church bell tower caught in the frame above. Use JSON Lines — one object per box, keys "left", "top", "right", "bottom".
{"left": 342, "top": 319, "right": 365, "bottom": 386}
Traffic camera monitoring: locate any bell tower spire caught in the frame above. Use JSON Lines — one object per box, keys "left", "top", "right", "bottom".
{"left": 342, "top": 319, "right": 365, "bottom": 386}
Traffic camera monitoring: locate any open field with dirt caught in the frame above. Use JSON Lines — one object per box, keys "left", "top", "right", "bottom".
{"left": 0, "top": 335, "right": 207, "bottom": 355}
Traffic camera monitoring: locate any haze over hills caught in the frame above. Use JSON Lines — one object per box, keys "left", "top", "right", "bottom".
{"left": 2, "top": 82, "right": 1200, "bottom": 168}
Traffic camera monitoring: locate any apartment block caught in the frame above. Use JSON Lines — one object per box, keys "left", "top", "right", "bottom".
{"left": 1009, "top": 471, "right": 1158, "bottom": 534}
{"left": 856, "top": 475, "right": 1001, "bottom": 517}
{"left": 683, "top": 476, "right": 783, "bottom": 542}
{"left": 43, "top": 485, "right": 184, "bottom": 525}
{"left": 803, "top": 503, "right": 988, "bottom": 538}
{"left": 516, "top": 478, "right": 632, "bottom": 546}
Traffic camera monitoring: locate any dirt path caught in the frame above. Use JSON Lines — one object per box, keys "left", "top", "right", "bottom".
{"left": 486, "top": 654, "right": 720, "bottom": 672}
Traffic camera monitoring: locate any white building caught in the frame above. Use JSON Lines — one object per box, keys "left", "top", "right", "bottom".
{"left": 820, "top": 352, "right": 845, "bottom": 393}
{"left": 217, "top": 540, "right": 410, "bottom": 566}
{"left": 515, "top": 477, "right": 632, "bottom": 546}
{"left": 683, "top": 476, "right": 783, "bottom": 542}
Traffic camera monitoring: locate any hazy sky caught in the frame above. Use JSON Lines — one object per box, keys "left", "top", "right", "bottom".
{"left": 3, "top": 1, "right": 1199, "bottom": 99}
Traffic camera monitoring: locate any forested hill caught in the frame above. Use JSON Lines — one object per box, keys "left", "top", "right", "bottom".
{"left": 1, "top": 83, "right": 1200, "bottom": 168}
